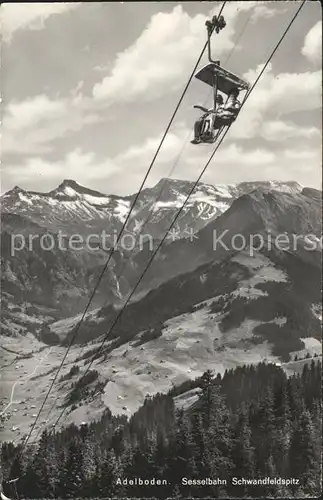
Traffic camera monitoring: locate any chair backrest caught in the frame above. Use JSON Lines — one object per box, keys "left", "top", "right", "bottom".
{"left": 195, "top": 63, "right": 250, "bottom": 95}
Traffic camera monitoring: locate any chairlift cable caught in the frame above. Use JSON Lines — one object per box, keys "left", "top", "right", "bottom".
{"left": 144, "top": 6, "right": 254, "bottom": 189}
{"left": 30, "top": 0, "right": 230, "bottom": 441}
{"left": 13, "top": 0, "right": 305, "bottom": 457}
{"left": 48, "top": 0, "right": 305, "bottom": 438}
{"left": 50, "top": 125, "right": 226, "bottom": 433}
{"left": 52, "top": 0, "right": 306, "bottom": 428}
{"left": 30, "top": 1, "right": 229, "bottom": 443}
{"left": 11, "top": 0, "right": 305, "bottom": 466}
{"left": 101, "top": 2, "right": 252, "bottom": 304}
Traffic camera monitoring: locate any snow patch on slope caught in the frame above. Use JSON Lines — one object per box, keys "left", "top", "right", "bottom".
{"left": 214, "top": 185, "right": 233, "bottom": 198}
{"left": 114, "top": 200, "right": 131, "bottom": 222}
{"left": 300, "top": 337, "right": 322, "bottom": 350}
{"left": 18, "top": 193, "right": 33, "bottom": 205}
{"left": 83, "top": 194, "right": 111, "bottom": 206}
{"left": 174, "top": 387, "right": 202, "bottom": 411}
{"left": 290, "top": 337, "right": 322, "bottom": 360}
{"left": 311, "top": 303, "right": 322, "bottom": 322}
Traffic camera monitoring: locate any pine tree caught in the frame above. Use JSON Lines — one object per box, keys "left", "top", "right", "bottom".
{"left": 81, "top": 433, "right": 97, "bottom": 496}
{"left": 204, "top": 385, "right": 232, "bottom": 498}
{"left": 152, "top": 428, "right": 167, "bottom": 477}
{"left": 232, "top": 404, "right": 255, "bottom": 494}
{"left": 190, "top": 412, "right": 208, "bottom": 477}
{"left": 28, "top": 430, "right": 57, "bottom": 498}
{"left": 200, "top": 370, "right": 213, "bottom": 428}
{"left": 289, "top": 409, "right": 321, "bottom": 496}
{"left": 263, "top": 455, "right": 280, "bottom": 497}
{"left": 253, "top": 387, "right": 276, "bottom": 473}
{"left": 273, "top": 379, "right": 292, "bottom": 476}
{"left": 287, "top": 374, "right": 304, "bottom": 419}
{"left": 58, "top": 439, "right": 84, "bottom": 498}
{"left": 4, "top": 453, "right": 24, "bottom": 500}
{"left": 165, "top": 410, "right": 197, "bottom": 497}
{"left": 97, "top": 449, "right": 120, "bottom": 496}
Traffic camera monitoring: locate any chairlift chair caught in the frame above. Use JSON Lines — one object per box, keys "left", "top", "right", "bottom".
{"left": 192, "top": 15, "right": 250, "bottom": 144}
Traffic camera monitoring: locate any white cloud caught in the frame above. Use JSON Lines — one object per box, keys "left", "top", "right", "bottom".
{"left": 107, "top": 126, "right": 321, "bottom": 191}
{"left": 243, "top": 62, "right": 321, "bottom": 114}
{"left": 4, "top": 3, "right": 307, "bottom": 163}
{"left": 92, "top": 2, "right": 272, "bottom": 105}
{"left": 2, "top": 124, "right": 189, "bottom": 192}
{"left": 250, "top": 4, "right": 281, "bottom": 23}
{"left": 4, "top": 95, "right": 66, "bottom": 131}
{"left": 71, "top": 81, "right": 84, "bottom": 100}
{"left": 1, "top": 123, "right": 189, "bottom": 194}
{"left": 260, "top": 120, "right": 320, "bottom": 142}
{"left": 117, "top": 122, "right": 189, "bottom": 165}
{"left": 2, "top": 2, "right": 320, "bottom": 196}
{"left": 301, "top": 21, "right": 322, "bottom": 65}
{"left": 185, "top": 141, "right": 276, "bottom": 168}
{"left": 2, "top": 149, "right": 120, "bottom": 189}
{"left": 93, "top": 5, "right": 210, "bottom": 102}
{"left": 218, "top": 143, "right": 276, "bottom": 166}
{"left": 200, "top": 143, "right": 322, "bottom": 188}
{"left": 2, "top": 120, "right": 321, "bottom": 196}
{"left": 283, "top": 148, "right": 321, "bottom": 161}
{"left": 2, "top": 94, "right": 102, "bottom": 155}
{"left": 0, "top": 2, "right": 80, "bottom": 43}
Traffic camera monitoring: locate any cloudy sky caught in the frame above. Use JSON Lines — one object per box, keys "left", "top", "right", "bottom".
{"left": 1, "top": 1, "right": 321, "bottom": 196}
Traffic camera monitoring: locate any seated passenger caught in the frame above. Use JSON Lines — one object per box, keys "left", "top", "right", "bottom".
{"left": 225, "top": 87, "right": 241, "bottom": 114}
{"left": 192, "top": 106, "right": 210, "bottom": 144}
{"left": 213, "top": 88, "right": 241, "bottom": 129}
{"left": 191, "top": 95, "right": 224, "bottom": 144}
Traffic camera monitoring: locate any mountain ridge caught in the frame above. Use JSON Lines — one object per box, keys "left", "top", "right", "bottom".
{"left": 128, "top": 185, "right": 322, "bottom": 296}
{"left": 1, "top": 178, "right": 320, "bottom": 338}
{"left": 1, "top": 178, "right": 305, "bottom": 200}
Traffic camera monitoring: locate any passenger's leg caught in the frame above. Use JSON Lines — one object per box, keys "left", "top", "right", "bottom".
{"left": 207, "top": 114, "right": 213, "bottom": 134}
{"left": 192, "top": 118, "right": 203, "bottom": 144}
{"left": 194, "top": 121, "right": 199, "bottom": 139}
{"left": 213, "top": 114, "right": 222, "bottom": 130}
{"left": 194, "top": 119, "right": 203, "bottom": 139}
{"left": 203, "top": 115, "right": 212, "bottom": 136}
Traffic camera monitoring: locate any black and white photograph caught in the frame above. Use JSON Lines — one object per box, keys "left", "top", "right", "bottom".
{"left": 0, "top": 1, "right": 322, "bottom": 499}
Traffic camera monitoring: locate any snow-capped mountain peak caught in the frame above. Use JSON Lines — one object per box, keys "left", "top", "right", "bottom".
{"left": 49, "top": 179, "right": 111, "bottom": 202}
{"left": 0, "top": 179, "right": 131, "bottom": 231}
{"left": 0, "top": 178, "right": 307, "bottom": 240}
